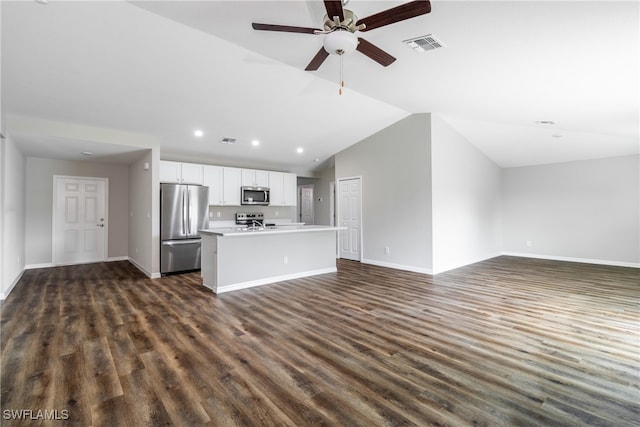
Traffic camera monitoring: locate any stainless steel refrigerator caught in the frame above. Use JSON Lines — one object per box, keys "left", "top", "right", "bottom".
{"left": 160, "top": 183, "right": 209, "bottom": 274}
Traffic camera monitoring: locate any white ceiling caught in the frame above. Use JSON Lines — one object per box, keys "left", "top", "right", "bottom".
{"left": 2, "top": 0, "right": 638, "bottom": 174}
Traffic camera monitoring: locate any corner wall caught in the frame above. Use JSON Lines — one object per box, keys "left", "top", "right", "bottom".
{"left": 335, "top": 114, "right": 432, "bottom": 273}
{"left": 502, "top": 154, "right": 640, "bottom": 266}
{"left": 431, "top": 114, "right": 503, "bottom": 274}
{"left": 128, "top": 149, "right": 159, "bottom": 277}
{"left": 0, "top": 135, "right": 26, "bottom": 299}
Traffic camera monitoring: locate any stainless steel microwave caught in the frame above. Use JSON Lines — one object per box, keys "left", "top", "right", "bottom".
{"left": 241, "top": 186, "right": 270, "bottom": 205}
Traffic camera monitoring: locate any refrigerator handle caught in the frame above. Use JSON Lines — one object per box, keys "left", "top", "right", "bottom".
{"left": 183, "top": 187, "right": 188, "bottom": 237}
{"left": 186, "top": 187, "right": 192, "bottom": 236}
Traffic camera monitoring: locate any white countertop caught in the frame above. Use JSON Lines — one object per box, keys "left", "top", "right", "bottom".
{"left": 201, "top": 225, "right": 345, "bottom": 237}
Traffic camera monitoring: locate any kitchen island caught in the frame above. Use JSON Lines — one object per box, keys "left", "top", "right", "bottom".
{"left": 200, "top": 225, "right": 344, "bottom": 294}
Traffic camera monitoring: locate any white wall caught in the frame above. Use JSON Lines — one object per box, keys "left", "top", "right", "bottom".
{"left": 314, "top": 165, "right": 335, "bottom": 226}
{"left": 24, "top": 157, "right": 129, "bottom": 266}
{"left": 335, "top": 114, "right": 432, "bottom": 273}
{"left": 1, "top": 135, "right": 26, "bottom": 299}
{"left": 502, "top": 154, "right": 640, "bottom": 266}
{"left": 431, "top": 114, "right": 503, "bottom": 274}
{"left": 128, "top": 149, "right": 159, "bottom": 277}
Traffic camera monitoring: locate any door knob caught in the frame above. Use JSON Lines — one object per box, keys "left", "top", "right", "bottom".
{"left": 97, "top": 224, "right": 104, "bottom": 228}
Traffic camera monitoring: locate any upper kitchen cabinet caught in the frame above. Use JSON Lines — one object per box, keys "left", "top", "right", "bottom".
{"left": 241, "top": 169, "right": 269, "bottom": 187}
{"left": 160, "top": 161, "right": 203, "bottom": 185}
{"left": 268, "top": 171, "right": 297, "bottom": 206}
{"left": 203, "top": 165, "right": 241, "bottom": 206}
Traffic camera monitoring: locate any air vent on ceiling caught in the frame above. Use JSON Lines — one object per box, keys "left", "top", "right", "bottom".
{"left": 403, "top": 34, "right": 445, "bottom": 52}
{"left": 220, "top": 137, "right": 237, "bottom": 145}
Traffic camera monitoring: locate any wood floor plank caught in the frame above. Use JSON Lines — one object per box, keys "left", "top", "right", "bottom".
{"left": 1, "top": 257, "right": 638, "bottom": 426}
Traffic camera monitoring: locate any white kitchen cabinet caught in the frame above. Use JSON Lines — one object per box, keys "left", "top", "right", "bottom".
{"left": 268, "top": 171, "right": 297, "bottom": 206}
{"left": 222, "top": 167, "right": 241, "bottom": 206}
{"left": 282, "top": 172, "right": 297, "bottom": 206}
{"left": 241, "top": 169, "right": 269, "bottom": 187}
{"left": 203, "top": 165, "right": 241, "bottom": 206}
{"left": 160, "top": 160, "right": 203, "bottom": 185}
{"left": 159, "top": 161, "right": 181, "bottom": 183}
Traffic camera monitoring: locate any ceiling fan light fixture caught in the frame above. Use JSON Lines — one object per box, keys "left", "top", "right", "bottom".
{"left": 323, "top": 30, "right": 358, "bottom": 56}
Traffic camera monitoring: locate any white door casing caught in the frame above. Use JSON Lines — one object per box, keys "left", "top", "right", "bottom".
{"left": 338, "top": 177, "right": 362, "bottom": 261}
{"left": 53, "top": 176, "right": 108, "bottom": 265}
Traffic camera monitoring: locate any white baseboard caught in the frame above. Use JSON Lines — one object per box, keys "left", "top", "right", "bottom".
{"left": 432, "top": 252, "right": 503, "bottom": 275}
{"left": 127, "top": 257, "right": 159, "bottom": 278}
{"left": 502, "top": 252, "right": 640, "bottom": 268}
{"left": 362, "top": 259, "right": 433, "bottom": 275}
{"left": 0, "top": 269, "right": 25, "bottom": 300}
{"left": 213, "top": 267, "right": 337, "bottom": 294}
{"left": 25, "top": 262, "right": 55, "bottom": 270}
{"left": 107, "top": 256, "right": 129, "bottom": 262}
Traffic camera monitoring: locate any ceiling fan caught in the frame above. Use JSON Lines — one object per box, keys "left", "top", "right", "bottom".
{"left": 252, "top": 0, "right": 431, "bottom": 71}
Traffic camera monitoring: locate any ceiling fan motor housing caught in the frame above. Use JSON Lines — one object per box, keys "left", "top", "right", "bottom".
{"left": 323, "top": 9, "right": 360, "bottom": 32}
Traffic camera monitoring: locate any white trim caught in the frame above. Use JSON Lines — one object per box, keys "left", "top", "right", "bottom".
{"left": 362, "top": 258, "right": 433, "bottom": 275}
{"left": 502, "top": 252, "right": 640, "bottom": 269}
{"left": 128, "top": 256, "right": 161, "bottom": 278}
{"left": 0, "top": 269, "right": 24, "bottom": 300}
{"left": 212, "top": 267, "right": 337, "bottom": 294}
{"left": 52, "top": 175, "right": 109, "bottom": 266}
{"left": 107, "top": 256, "right": 129, "bottom": 262}
{"left": 432, "top": 252, "right": 503, "bottom": 275}
{"left": 25, "top": 263, "right": 55, "bottom": 270}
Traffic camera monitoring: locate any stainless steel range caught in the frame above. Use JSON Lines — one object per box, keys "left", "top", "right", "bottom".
{"left": 236, "top": 212, "right": 264, "bottom": 227}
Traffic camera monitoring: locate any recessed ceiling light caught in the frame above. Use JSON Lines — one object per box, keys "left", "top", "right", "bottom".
{"left": 252, "top": 139, "right": 260, "bottom": 147}
{"left": 81, "top": 151, "right": 93, "bottom": 156}
{"left": 296, "top": 147, "right": 304, "bottom": 154}
{"left": 194, "top": 129, "right": 204, "bottom": 137}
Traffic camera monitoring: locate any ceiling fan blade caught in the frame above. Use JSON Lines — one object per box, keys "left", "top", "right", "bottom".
{"left": 305, "top": 48, "right": 330, "bottom": 71}
{"left": 357, "top": 0, "right": 431, "bottom": 32}
{"left": 252, "top": 23, "right": 320, "bottom": 34}
{"left": 324, "top": 0, "right": 345, "bottom": 22}
{"left": 356, "top": 38, "right": 396, "bottom": 67}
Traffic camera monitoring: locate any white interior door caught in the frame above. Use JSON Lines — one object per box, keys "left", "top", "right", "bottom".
{"left": 339, "top": 178, "right": 361, "bottom": 261}
{"left": 54, "top": 176, "right": 107, "bottom": 265}
{"left": 299, "top": 186, "right": 314, "bottom": 225}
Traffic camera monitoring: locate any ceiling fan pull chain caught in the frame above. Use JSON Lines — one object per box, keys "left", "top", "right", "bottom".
{"left": 339, "top": 54, "right": 344, "bottom": 95}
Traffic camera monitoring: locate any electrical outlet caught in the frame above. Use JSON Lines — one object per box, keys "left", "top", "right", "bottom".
{"left": 283, "top": 255, "right": 288, "bottom": 264}
{"left": 209, "top": 211, "right": 213, "bottom": 219}
{"left": 526, "top": 240, "right": 532, "bottom": 247}
{"left": 275, "top": 211, "right": 279, "bottom": 217}
{"left": 216, "top": 211, "right": 221, "bottom": 218}
{"left": 384, "top": 246, "right": 390, "bottom": 254}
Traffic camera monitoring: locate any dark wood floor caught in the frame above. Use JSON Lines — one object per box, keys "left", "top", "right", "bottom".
{"left": 1, "top": 257, "right": 638, "bottom": 426}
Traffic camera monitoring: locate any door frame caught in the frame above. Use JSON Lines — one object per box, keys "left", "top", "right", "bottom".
{"left": 336, "top": 176, "right": 363, "bottom": 261}
{"left": 52, "top": 175, "right": 109, "bottom": 266}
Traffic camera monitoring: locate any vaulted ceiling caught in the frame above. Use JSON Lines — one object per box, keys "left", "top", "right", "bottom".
{"left": 2, "top": 1, "right": 638, "bottom": 175}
